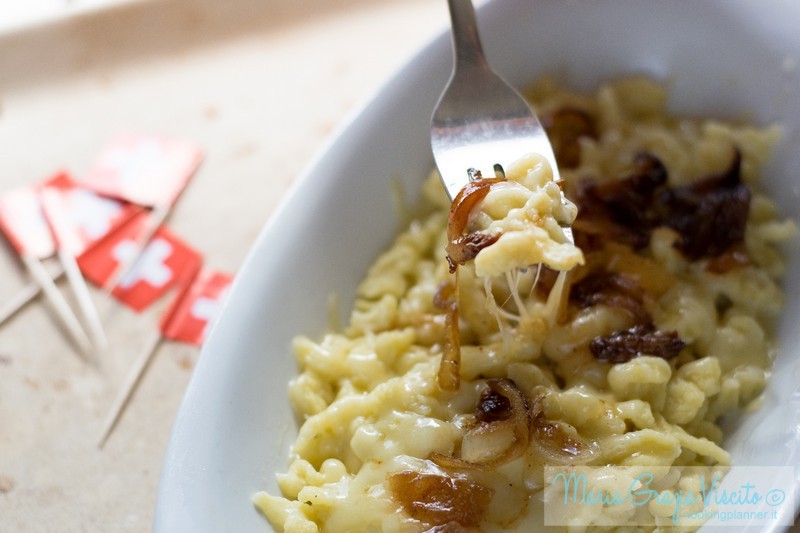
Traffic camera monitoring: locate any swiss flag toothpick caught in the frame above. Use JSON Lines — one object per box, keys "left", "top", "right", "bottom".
{"left": 0, "top": 134, "right": 234, "bottom": 447}
{"left": 40, "top": 173, "right": 142, "bottom": 351}
{"left": 78, "top": 211, "right": 203, "bottom": 312}
{"left": 97, "top": 267, "right": 233, "bottom": 447}
{"left": 0, "top": 183, "right": 91, "bottom": 355}
{"left": 80, "top": 134, "right": 204, "bottom": 294}
{"left": 0, "top": 174, "right": 143, "bottom": 328}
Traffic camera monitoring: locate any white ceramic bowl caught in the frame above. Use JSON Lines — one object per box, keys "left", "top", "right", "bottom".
{"left": 155, "top": 1, "right": 800, "bottom": 531}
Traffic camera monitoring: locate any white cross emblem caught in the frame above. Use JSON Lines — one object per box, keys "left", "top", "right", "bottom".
{"left": 103, "top": 139, "right": 162, "bottom": 191}
{"left": 190, "top": 286, "right": 229, "bottom": 340}
{"left": 64, "top": 189, "right": 122, "bottom": 240}
{"left": 113, "top": 237, "right": 174, "bottom": 289}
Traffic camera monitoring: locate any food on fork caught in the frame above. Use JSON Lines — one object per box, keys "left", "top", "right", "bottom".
{"left": 254, "top": 77, "right": 794, "bottom": 531}
{"left": 445, "top": 154, "right": 582, "bottom": 277}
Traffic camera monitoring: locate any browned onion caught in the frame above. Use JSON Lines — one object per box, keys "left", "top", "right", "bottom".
{"left": 590, "top": 323, "right": 685, "bottom": 363}
{"left": 436, "top": 271, "right": 461, "bottom": 391}
{"left": 437, "top": 301, "right": 461, "bottom": 391}
{"left": 566, "top": 243, "right": 670, "bottom": 329}
{"left": 528, "top": 390, "right": 594, "bottom": 465}
{"left": 433, "top": 379, "right": 530, "bottom": 468}
{"left": 445, "top": 178, "right": 505, "bottom": 271}
{"left": 447, "top": 178, "right": 505, "bottom": 242}
{"left": 446, "top": 232, "right": 501, "bottom": 274}
{"left": 572, "top": 148, "right": 751, "bottom": 262}
{"left": 387, "top": 469, "right": 493, "bottom": 528}
{"left": 433, "top": 281, "right": 456, "bottom": 311}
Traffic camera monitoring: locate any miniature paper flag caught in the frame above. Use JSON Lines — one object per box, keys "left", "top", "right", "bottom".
{"left": 77, "top": 212, "right": 203, "bottom": 312}
{"left": 80, "top": 133, "right": 204, "bottom": 207}
{"left": 160, "top": 268, "right": 233, "bottom": 346}
{"left": 0, "top": 184, "right": 56, "bottom": 259}
{"left": 0, "top": 182, "right": 92, "bottom": 354}
{"left": 40, "top": 172, "right": 141, "bottom": 256}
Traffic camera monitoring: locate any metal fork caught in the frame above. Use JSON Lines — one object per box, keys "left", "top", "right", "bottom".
{"left": 431, "top": 0, "right": 572, "bottom": 242}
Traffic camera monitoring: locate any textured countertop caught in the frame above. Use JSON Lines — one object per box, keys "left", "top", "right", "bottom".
{"left": 0, "top": 1, "right": 446, "bottom": 530}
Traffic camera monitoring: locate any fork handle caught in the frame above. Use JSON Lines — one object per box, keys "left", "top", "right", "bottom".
{"left": 447, "top": 0, "right": 488, "bottom": 70}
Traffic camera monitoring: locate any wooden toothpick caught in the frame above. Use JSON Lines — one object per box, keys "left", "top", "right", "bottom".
{"left": 20, "top": 254, "right": 91, "bottom": 356}
{"left": 0, "top": 265, "right": 64, "bottom": 326}
{"left": 58, "top": 249, "right": 108, "bottom": 352}
{"left": 97, "top": 330, "right": 163, "bottom": 448}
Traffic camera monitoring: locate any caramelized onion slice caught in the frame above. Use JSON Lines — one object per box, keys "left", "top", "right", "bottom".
{"left": 433, "top": 281, "right": 457, "bottom": 311}
{"left": 447, "top": 178, "right": 505, "bottom": 242}
{"left": 388, "top": 469, "right": 493, "bottom": 528}
{"left": 436, "top": 272, "right": 461, "bottom": 391}
{"left": 529, "top": 391, "right": 594, "bottom": 465}
{"left": 572, "top": 148, "right": 750, "bottom": 262}
{"left": 667, "top": 181, "right": 751, "bottom": 260}
{"left": 590, "top": 323, "right": 685, "bottom": 363}
{"left": 445, "top": 178, "right": 505, "bottom": 271}
{"left": 437, "top": 303, "right": 461, "bottom": 391}
{"left": 460, "top": 420, "right": 519, "bottom": 465}
{"left": 571, "top": 271, "right": 650, "bottom": 324}
{"left": 571, "top": 152, "right": 667, "bottom": 250}
{"left": 446, "top": 232, "right": 501, "bottom": 274}
{"left": 435, "top": 379, "right": 531, "bottom": 468}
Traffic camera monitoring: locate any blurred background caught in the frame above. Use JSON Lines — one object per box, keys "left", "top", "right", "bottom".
{"left": 0, "top": 0, "right": 448, "bottom": 530}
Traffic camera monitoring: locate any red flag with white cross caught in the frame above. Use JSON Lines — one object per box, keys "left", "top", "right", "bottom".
{"left": 160, "top": 268, "right": 233, "bottom": 346}
{"left": 77, "top": 211, "right": 203, "bottom": 312}
{"left": 80, "top": 133, "right": 203, "bottom": 207}
{"left": 40, "top": 172, "right": 141, "bottom": 256}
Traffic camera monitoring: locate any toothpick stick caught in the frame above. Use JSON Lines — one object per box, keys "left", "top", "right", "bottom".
{"left": 97, "top": 330, "right": 163, "bottom": 448}
{"left": 58, "top": 249, "right": 107, "bottom": 351}
{"left": 97, "top": 270, "right": 199, "bottom": 448}
{"left": 0, "top": 264, "right": 65, "bottom": 326}
{"left": 20, "top": 254, "right": 91, "bottom": 356}
{"left": 103, "top": 203, "right": 171, "bottom": 293}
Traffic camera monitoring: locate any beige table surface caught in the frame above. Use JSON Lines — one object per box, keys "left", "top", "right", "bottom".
{"left": 0, "top": 1, "right": 448, "bottom": 530}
